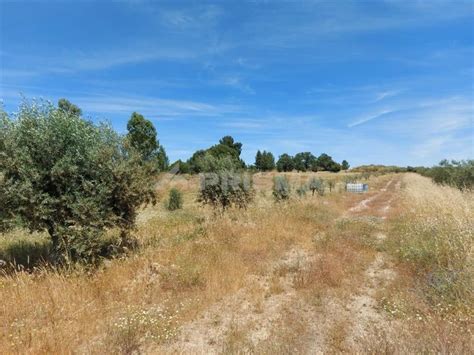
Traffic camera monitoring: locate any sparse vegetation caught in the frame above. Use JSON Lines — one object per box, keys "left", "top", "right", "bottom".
{"left": 308, "top": 177, "right": 325, "bottom": 196}
{"left": 0, "top": 171, "right": 471, "bottom": 353}
{"left": 167, "top": 188, "right": 183, "bottom": 211}
{"left": 198, "top": 171, "right": 254, "bottom": 211}
{"left": 0, "top": 102, "right": 471, "bottom": 354}
{"left": 418, "top": 159, "right": 474, "bottom": 191}
{"left": 296, "top": 184, "right": 308, "bottom": 198}
{"left": 273, "top": 175, "right": 291, "bottom": 201}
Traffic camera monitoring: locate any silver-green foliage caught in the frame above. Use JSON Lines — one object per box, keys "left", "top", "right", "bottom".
{"left": 198, "top": 171, "right": 254, "bottom": 211}
{"left": 273, "top": 176, "right": 291, "bottom": 201}
{"left": 296, "top": 184, "right": 308, "bottom": 197}
{"left": 309, "top": 177, "right": 325, "bottom": 196}
{"left": 0, "top": 100, "right": 156, "bottom": 263}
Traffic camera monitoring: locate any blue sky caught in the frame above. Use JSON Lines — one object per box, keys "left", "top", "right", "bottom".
{"left": 1, "top": 0, "right": 473, "bottom": 167}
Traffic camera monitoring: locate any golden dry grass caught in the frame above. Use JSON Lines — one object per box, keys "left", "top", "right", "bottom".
{"left": 0, "top": 172, "right": 472, "bottom": 354}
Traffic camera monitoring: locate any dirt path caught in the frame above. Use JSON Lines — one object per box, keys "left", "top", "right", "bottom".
{"left": 161, "top": 248, "right": 315, "bottom": 353}
{"left": 342, "top": 178, "right": 399, "bottom": 349}
{"left": 160, "top": 177, "right": 400, "bottom": 354}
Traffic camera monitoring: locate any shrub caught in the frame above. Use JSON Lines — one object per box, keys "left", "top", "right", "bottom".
{"left": 167, "top": 188, "right": 183, "bottom": 211}
{"left": 308, "top": 177, "right": 325, "bottom": 196}
{"left": 0, "top": 100, "right": 156, "bottom": 264}
{"left": 273, "top": 176, "right": 291, "bottom": 201}
{"left": 296, "top": 184, "right": 308, "bottom": 198}
{"left": 198, "top": 171, "right": 254, "bottom": 211}
{"left": 422, "top": 160, "right": 474, "bottom": 191}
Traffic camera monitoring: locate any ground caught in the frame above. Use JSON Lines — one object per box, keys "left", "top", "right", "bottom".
{"left": 0, "top": 172, "right": 472, "bottom": 354}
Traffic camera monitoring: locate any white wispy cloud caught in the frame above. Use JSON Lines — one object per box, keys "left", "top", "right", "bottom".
{"left": 373, "top": 90, "right": 400, "bottom": 102}
{"left": 348, "top": 109, "right": 394, "bottom": 127}
{"left": 71, "top": 94, "right": 243, "bottom": 119}
{"left": 1, "top": 88, "right": 243, "bottom": 120}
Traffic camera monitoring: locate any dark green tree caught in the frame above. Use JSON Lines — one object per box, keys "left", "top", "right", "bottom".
{"left": 276, "top": 154, "right": 295, "bottom": 172}
{"left": 316, "top": 153, "right": 341, "bottom": 172}
{"left": 219, "top": 135, "right": 242, "bottom": 156}
{"left": 341, "top": 160, "right": 350, "bottom": 170}
{"left": 126, "top": 112, "right": 169, "bottom": 171}
{"left": 255, "top": 150, "right": 275, "bottom": 171}
{"left": 255, "top": 150, "right": 262, "bottom": 169}
{"left": 0, "top": 101, "right": 156, "bottom": 263}
{"left": 294, "top": 152, "right": 316, "bottom": 172}
{"left": 156, "top": 145, "right": 169, "bottom": 171}
{"left": 187, "top": 136, "right": 245, "bottom": 173}
{"left": 126, "top": 112, "right": 158, "bottom": 161}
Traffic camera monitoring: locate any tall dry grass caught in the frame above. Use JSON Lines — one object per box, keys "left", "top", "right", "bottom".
{"left": 365, "top": 173, "right": 474, "bottom": 353}
{"left": 0, "top": 172, "right": 346, "bottom": 353}
{"left": 388, "top": 173, "right": 473, "bottom": 309}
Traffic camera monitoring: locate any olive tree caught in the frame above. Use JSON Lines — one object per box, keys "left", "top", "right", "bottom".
{"left": 308, "top": 177, "right": 325, "bottom": 196}
{"left": 273, "top": 176, "right": 291, "bottom": 201}
{"left": 198, "top": 171, "right": 254, "bottom": 211}
{"left": 0, "top": 101, "right": 156, "bottom": 263}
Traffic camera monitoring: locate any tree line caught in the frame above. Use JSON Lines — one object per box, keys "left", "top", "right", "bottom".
{"left": 172, "top": 141, "right": 349, "bottom": 174}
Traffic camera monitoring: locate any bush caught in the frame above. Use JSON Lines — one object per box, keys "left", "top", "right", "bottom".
{"left": 422, "top": 160, "right": 474, "bottom": 191}
{"left": 0, "top": 100, "right": 156, "bottom": 264}
{"left": 308, "top": 177, "right": 325, "bottom": 196}
{"left": 167, "top": 188, "right": 183, "bottom": 211}
{"left": 296, "top": 184, "right": 308, "bottom": 198}
{"left": 198, "top": 171, "right": 254, "bottom": 211}
{"left": 273, "top": 176, "right": 291, "bottom": 201}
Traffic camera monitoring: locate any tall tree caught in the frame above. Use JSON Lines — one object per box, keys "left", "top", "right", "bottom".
{"left": 261, "top": 151, "right": 275, "bottom": 171}
{"left": 255, "top": 150, "right": 263, "bottom": 170}
{"left": 316, "top": 153, "right": 341, "bottom": 172}
{"left": 126, "top": 112, "right": 158, "bottom": 160}
{"left": 126, "top": 112, "right": 168, "bottom": 170}
{"left": 219, "top": 135, "right": 242, "bottom": 156}
{"left": 187, "top": 135, "right": 245, "bottom": 173}
{"left": 255, "top": 150, "right": 275, "bottom": 171}
{"left": 276, "top": 153, "right": 295, "bottom": 172}
{"left": 293, "top": 152, "right": 316, "bottom": 172}
{"left": 156, "top": 145, "right": 169, "bottom": 171}
{"left": 341, "top": 160, "right": 350, "bottom": 170}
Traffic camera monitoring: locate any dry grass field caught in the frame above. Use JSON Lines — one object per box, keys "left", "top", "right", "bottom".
{"left": 0, "top": 172, "right": 472, "bottom": 354}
